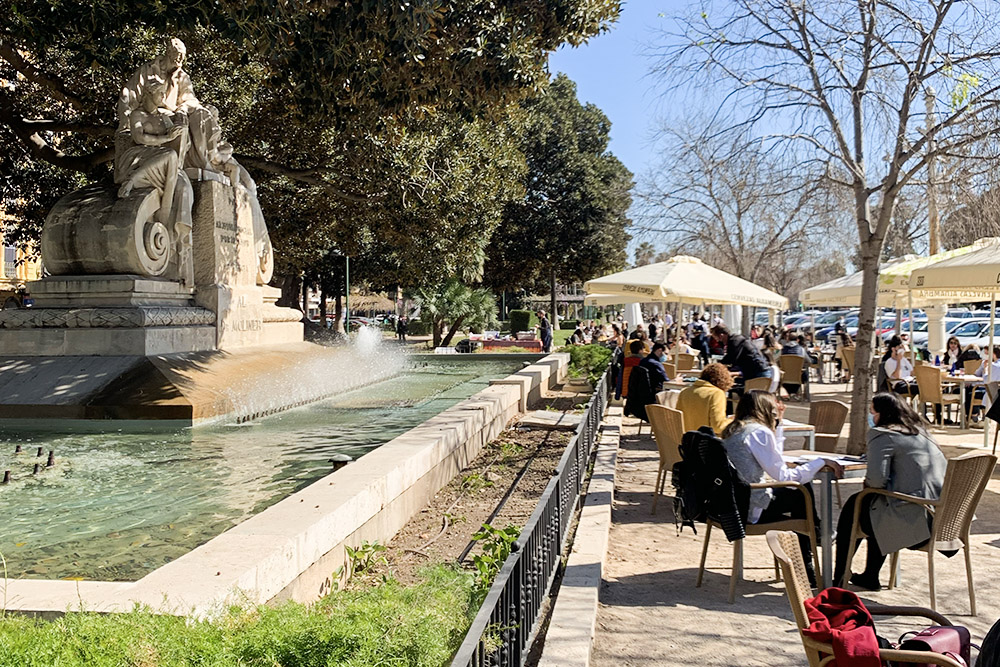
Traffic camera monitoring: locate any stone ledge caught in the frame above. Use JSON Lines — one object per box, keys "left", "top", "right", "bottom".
{"left": 538, "top": 406, "right": 621, "bottom": 667}
{"left": 0, "top": 306, "right": 215, "bottom": 329}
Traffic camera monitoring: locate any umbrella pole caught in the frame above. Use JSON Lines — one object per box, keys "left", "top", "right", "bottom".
{"left": 988, "top": 293, "right": 996, "bottom": 448}
{"left": 909, "top": 291, "right": 916, "bottom": 366}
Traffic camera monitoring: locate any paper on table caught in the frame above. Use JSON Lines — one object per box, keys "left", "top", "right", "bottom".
{"left": 782, "top": 454, "right": 866, "bottom": 465}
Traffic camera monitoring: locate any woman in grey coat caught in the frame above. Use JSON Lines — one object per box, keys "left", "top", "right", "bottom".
{"left": 833, "top": 392, "right": 947, "bottom": 590}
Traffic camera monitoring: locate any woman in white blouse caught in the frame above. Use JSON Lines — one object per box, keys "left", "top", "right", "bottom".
{"left": 883, "top": 335, "right": 916, "bottom": 396}
{"left": 721, "top": 390, "right": 843, "bottom": 585}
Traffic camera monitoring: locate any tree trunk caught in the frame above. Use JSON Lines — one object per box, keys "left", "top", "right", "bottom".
{"left": 846, "top": 183, "right": 887, "bottom": 454}
{"left": 319, "top": 286, "right": 328, "bottom": 327}
{"left": 441, "top": 315, "right": 467, "bottom": 347}
{"left": 550, "top": 268, "right": 558, "bottom": 327}
{"left": 277, "top": 274, "right": 303, "bottom": 310}
{"left": 301, "top": 279, "right": 310, "bottom": 316}
{"left": 333, "top": 293, "right": 345, "bottom": 333}
{"left": 432, "top": 319, "right": 445, "bottom": 348}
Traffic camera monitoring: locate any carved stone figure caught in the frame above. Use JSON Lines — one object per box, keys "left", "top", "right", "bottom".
{"left": 114, "top": 77, "right": 194, "bottom": 285}
{"left": 118, "top": 38, "right": 273, "bottom": 285}
{"left": 117, "top": 37, "right": 203, "bottom": 132}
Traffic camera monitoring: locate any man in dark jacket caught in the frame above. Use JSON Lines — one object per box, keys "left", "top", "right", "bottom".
{"left": 639, "top": 342, "right": 672, "bottom": 394}
{"left": 780, "top": 334, "right": 817, "bottom": 397}
{"left": 537, "top": 310, "right": 553, "bottom": 353}
{"left": 713, "top": 325, "right": 772, "bottom": 381}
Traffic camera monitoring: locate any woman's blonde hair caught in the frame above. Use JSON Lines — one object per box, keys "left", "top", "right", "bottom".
{"left": 722, "top": 390, "right": 779, "bottom": 439}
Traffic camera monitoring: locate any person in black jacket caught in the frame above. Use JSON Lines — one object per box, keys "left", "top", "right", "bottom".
{"left": 639, "top": 342, "right": 672, "bottom": 394}
{"left": 713, "top": 325, "right": 773, "bottom": 381}
{"left": 780, "top": 335, "right": 817, "bottom": 397}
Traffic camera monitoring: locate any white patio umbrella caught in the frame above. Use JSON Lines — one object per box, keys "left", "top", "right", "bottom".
{"left": 909, "top": 238, "right": 1000, "bottom": 447}
{"left": 583, "top": 255, "right": 788, "bottom": 311}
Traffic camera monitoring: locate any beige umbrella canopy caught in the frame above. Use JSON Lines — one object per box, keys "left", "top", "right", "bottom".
{"left": 909, "top": 238, "right": 1000, "bottom": 300}
{"left": 583, "top": 255, "right": 788, "bottom": 310}
{"left": 800, "top": 241, "right": 993, "bottom": 308}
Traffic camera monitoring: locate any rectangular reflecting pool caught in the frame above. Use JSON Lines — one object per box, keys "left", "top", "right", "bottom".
{"left": 0, "top": 358, "right": 523, "bottom": 581}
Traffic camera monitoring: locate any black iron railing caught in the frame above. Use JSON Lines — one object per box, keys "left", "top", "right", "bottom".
{"left": 450, "top": 364, "right": 611, "bottom": 667}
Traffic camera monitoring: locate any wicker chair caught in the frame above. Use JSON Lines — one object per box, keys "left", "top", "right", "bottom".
{"left": 655, "top": 389, "right": 681, "bottom": 408}
{"left": 647, "top": 404, "right": 684, "bottom": 514}
{"left": 964, "top": 359, "right": 983, "bottom": 376}
{"left": 840, "top": 451, "right": 997, "bottom": 615}
{"left": 696, "top": 482, "right": 820, "bottom": 603}
{"left": 778, "top": 355, "right": 807, "bottom": 400}
{"left": 663, "top": 362, "right": 677, "bottom": 380}
{"left": 730, "top": 376, "right": 772, "bottom": 413}
{"left": 766, "top": 530, "right": 964, "bottom": 667}
{"left": 744, "top": 377, "right": 772, "bottom": 392}
{"left": 914, "top": 365, "right": 961, "bottom": 425}
{"left": 807, "top": 400, "right": 849, "bottom": 454}
{"left": 807, "top": 400, "right": 849, "bottom": 505}
{"left": 841, "top": 347, "right": 855, "bottom": 385}
{"left": 676, "top": 353, "right": 697, "bottom": 371}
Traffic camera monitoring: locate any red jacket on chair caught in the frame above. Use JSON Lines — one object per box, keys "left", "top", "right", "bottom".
{"left": 802, "top": 587, "right": 881, "bottom": 667}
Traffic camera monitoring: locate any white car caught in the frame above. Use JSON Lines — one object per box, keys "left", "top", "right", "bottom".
{"left": 947, "top": 319, "right": 994, "bottom": 349}
{"left": 968, "top": 321, "right": 1000, "bottom": 351}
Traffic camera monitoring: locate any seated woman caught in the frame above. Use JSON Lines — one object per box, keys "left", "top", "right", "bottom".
{"left": 670, "top": 331, "right": 697, "bottom": 356}
{"left": 721, "top": 391, "right": 843, "bottom": 585}
{"left": 676, "top": 362, "right": 734, "bottom": 435}
{"left": 881, "top": 335, "right": 916, "bottom": 396}
{"left": 943, "top": 336, "right": 962, "bottom": 370}
{"left": 834, "top": 392, "right": 946, "bottom": 590}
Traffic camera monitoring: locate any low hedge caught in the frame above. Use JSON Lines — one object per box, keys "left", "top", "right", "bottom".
{"left": 405, "top": 319, "right": 433, "bottom": 336}
{"left": 508, "top": 309, "right": 538, "bottom": 334}
{"left": 558, "top": 319, "right": 579, "bottom": 330}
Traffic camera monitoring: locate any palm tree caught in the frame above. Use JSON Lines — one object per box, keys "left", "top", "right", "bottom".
{"left": 415, "top": 279, "right": 498, "bottom": 347}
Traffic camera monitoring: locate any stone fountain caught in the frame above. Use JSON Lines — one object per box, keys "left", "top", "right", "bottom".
{"left": 0, "top": 39, "right": 340, "bottom": 425}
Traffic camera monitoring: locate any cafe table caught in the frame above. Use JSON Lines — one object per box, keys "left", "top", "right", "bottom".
{"left": 938, "top": 369, "right": 982, "bottom": 429}
{"left": 784, "top": 449, "right": 868, "bottom": 588}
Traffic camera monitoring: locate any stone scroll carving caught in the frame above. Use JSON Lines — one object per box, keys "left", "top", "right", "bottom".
{"left": 41, "top": 37, "right": 273, "bottom": 287}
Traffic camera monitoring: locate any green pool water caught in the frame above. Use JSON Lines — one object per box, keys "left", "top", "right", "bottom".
{"left": 0, "top": 358, "right": 521, "bottom": 582}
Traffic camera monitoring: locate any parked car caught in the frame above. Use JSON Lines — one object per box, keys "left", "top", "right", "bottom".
{"left": 948, "top": 319, "right": 993, "bottom": 349}
{"left": 967, "top": 321, "right": 1000, "bottom": 351}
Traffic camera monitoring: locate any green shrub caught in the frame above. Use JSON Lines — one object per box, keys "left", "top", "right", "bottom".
{"left": 0, "top": 565, "right": 476, "bottom": 667}
{"left": 559, "top": 344, "right": 613, "bottom": 385}
{"left": 508, "top": 309, "right": 537, "bottom": 334}
{"left": 558, "top": 319, "right": 579, "bottom": 330}
{"left": 406, "top": 319, "right": 433, "bottom": 336}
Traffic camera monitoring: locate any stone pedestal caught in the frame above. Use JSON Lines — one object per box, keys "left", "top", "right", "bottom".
{"left": 191, "top": 180, "right": 301, "bottom": 349}
{"left": 0, "top": 275, "right": 216, "bottom": 356}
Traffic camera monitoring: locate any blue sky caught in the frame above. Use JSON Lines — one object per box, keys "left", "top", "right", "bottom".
{"left": 548, "top": 3, "right": 679, "bottom": 191}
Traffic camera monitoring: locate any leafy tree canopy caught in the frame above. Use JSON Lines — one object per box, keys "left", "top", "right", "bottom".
{"left": 484, "top": 74, "right": 633, "bottom": 294}
{"left": 1, "top": 2, "right": 621, "bottom": 288}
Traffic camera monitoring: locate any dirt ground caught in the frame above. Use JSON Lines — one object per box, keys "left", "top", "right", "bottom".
{"left": 360, "top": 385, "right": 593, "bottom": 586}
{"left": 592, "top": 382, "right": 1000, "bottom": 666}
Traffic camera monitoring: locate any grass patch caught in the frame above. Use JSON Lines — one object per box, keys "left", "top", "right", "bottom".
{"left": 0, "top": 565, "right": 476, "bottom": 667}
